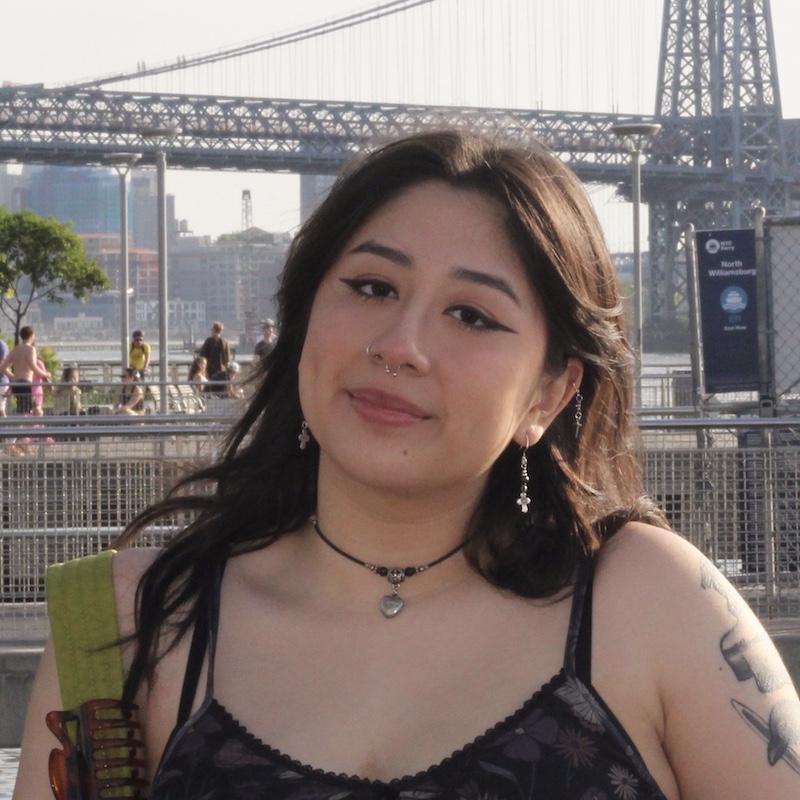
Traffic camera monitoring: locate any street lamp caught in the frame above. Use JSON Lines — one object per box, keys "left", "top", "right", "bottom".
{"left": 611, "top": 122, "right": 661, "bottom": 404}
{"left": 139, "top": 125, "right": 180, "bottom": 412}
{"left": 104, "top": 153, "right": 141, "bottom": 371}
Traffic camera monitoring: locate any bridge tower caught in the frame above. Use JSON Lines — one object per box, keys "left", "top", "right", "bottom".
{"left": 648, "top": 0, "right": 790, "bottom": 328}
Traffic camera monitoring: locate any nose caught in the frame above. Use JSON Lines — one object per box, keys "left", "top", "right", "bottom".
{"left": 367, "top": 316, "right": 431, "bottom": 377}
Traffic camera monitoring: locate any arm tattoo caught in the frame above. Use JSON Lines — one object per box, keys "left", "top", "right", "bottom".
{"left": 732, "top": 699, "right": 800, "bottom": 775}
{"left": 701, "top": 558, "right": 800, "bottom": 773}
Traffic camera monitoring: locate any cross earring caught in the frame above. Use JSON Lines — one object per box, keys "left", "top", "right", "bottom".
{"left": 574, "top": 386, "right": 583, "bottom": 438}
{"left": 516, "top": 437, "right": 530, "bottom": 514}
{"left": 298, "top": 420, "right": 310, "bottom": 450}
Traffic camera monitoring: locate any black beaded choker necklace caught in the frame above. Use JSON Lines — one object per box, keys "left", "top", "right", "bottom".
{"left": 311, "top": 517, "right": 467, "bottom": 618}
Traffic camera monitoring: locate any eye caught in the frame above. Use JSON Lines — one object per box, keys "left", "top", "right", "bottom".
{"left": 448, "top": 305, "right": 515, "bottom": 333}
{"left": 339, "top": 277, "right": 397, "bottom": 300}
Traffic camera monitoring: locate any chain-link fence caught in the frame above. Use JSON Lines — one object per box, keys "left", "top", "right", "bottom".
{"left": 641, "top": 418, "right": 800, "bottom": 618}
{"left": 2, "top": 416, "right": 800, "bottom": 642}
{"left": 767, "top": 217, "right": 800, "bottom": 402}
{"left": 0, "top": 419, "right": 227, "bottom": 640}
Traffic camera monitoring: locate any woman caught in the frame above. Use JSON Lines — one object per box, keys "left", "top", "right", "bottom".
{"left": 29, "top": 357, "right": 48, "bottom": 415}
{"left": 14, "top": 130, "right": 799, "bottom": 799}
{"left": 51, "top": 365, "right": 82, "bottom": 416}
{"left": 111, "top": 367, "right": 145, "bottom": 415}
{"left": 187, "top": 355, "right": 209, "bottom": 392}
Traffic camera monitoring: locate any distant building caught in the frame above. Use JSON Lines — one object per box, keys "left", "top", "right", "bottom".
{"left": 0, "top": 164, "right": 27, "bottom": 211}
{"left": 27, "top": 166, "right": 119, "bottom": 234}
{"left": 171, "top": 228, "right": 290, "bottom": 336}
{"left": 134, "top": 298, "right": 206, "bottom": 332}
{"left": 1, "top": 165, "right": 289, "bottom": 341}
{"left": 300, "top": 174, "right": 336, "bottom": 223}
{"left": 53, "top": 312, "right": 104, "bottom": 334}
{"left": 0, "top": 164, "right": 177, "bottom": 250}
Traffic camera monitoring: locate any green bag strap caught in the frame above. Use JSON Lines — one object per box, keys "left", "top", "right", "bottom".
{"left": 46, "top": 549, "right": 124, "bottom": 710}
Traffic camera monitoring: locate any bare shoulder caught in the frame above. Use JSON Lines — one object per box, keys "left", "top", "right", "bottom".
{"left": 595, "top": 522, "right": 781, "bottom": 658}
{"left": 594, "top": 521, "right": 791, "bottom": 701}
{"left": 595, "top": 523, "right": 800, "bottom": 798}
{"left": 597, "top": 520, "right": 700, "bottom": 580}
{"left": 112, "top": 544, "right": 161, "bottom": 585}
{"left": 112, "top": 546, "right": 162, "bottom": 639}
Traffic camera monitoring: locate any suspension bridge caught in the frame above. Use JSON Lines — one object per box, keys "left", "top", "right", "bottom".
{"left": 1, "top": 0, "right": 799, "bottom": 334}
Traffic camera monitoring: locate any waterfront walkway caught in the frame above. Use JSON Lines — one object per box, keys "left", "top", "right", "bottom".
{"left": 0, "top": 749, "right": 18, "bottom": 799}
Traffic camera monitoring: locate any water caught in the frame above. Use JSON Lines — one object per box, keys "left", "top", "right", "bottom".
{"left": 0, "top": 749, "right": 19, "bottom": 800}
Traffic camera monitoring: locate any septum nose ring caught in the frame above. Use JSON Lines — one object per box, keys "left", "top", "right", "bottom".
{"left": 366, "top": 345, "right": 402, "bottom": 377}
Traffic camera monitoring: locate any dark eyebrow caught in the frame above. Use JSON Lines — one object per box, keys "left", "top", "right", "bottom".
{"left": 451, "top": 267, "right": 521, "bottom": 305}
{"left": 349, "top": 240, "right": 412, "bottom": 267}
{"left": 349, "top": 240, "right": 520, "bottom": 304}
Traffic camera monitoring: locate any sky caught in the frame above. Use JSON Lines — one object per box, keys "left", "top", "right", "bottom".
{"left": 2, "top": 0, "right": 800, "bottom": 248}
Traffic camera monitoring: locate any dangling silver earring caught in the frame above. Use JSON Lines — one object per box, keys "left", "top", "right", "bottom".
{"left": 298, "top": 420, "right": 310, "bottom": 450}
{"left": 574, "top": 386, "right": 583, "bottom": 438}
{"left": 516, "top": 437, "right": 530, "bottom": 514}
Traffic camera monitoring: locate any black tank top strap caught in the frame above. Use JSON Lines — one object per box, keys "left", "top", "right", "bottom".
{"left": 176, "top": 560, "right": 225, "bottom": 727}
{"left": 563, "top": 560, "right": 596, "bottom": 683}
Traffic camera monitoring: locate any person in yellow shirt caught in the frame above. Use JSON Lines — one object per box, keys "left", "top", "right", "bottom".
{"left": 128, "top": 330, "right": 151, "bottom": 378}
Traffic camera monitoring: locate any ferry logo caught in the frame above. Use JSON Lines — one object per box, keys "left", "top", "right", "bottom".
{"left": 721, "top": 286, "right": 748, "bottom": 313}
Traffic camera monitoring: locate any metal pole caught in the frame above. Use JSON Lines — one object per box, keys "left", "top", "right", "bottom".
{"left": 139, "top": 125, "right": 179, "bottom": 414}
{"left": 156, "top": 149, "right": 169, "bottom": 414}
{"left": 631, "top": 146, "right": 643, "bottom": 368}
{"left": 119, "top": 172, "right": 130, "bottom": 369}
{"left": 609, "top": 122, "right": 661, "bottom": 410}
{"left": 684, "top": 223, "right": 704, "bottom": 411}
{"left": 105, "top": 153, "right": 140, "bottom": 370}
{"left": 753, "top": 207, "right": 775, "bottom": 412}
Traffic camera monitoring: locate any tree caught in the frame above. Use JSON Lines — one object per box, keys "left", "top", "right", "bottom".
{"left": 0, "top": 208, "right": 109, "bottom": 343}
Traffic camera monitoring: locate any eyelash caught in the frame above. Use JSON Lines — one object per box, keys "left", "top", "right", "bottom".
{"left": 339, "top": 277, "right": 396, "bottom": 301}
{"left": 338, "top": 278, "right": 512, "bottom": 333}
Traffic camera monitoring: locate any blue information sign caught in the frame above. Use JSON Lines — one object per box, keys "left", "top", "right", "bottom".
{"left": 695, "top": 228, "right": 760, "bottom": 393}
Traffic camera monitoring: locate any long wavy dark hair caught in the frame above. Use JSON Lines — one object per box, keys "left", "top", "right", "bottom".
{"left": 118, "top": 128, "right": 667, "bottom": 691}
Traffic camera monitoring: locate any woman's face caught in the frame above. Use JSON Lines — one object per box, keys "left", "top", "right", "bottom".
{"left": 298, "top": 182, "right": 580, "bottom": 499}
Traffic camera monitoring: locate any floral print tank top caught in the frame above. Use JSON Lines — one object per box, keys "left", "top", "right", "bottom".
{"left": 149, "top": 566, "right": 668, "bottom": 800}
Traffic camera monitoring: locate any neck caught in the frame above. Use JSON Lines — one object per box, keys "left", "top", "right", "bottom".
{"left": 315, "top": 466, "right": 480, "bottom": 564}
{"left": 313, "top": 513, "right": 469, "bottom": 567}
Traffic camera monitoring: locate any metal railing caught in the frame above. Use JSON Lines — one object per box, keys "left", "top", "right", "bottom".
{"left": 639, "top": 417, "right": 800, "bottom": 619}
{"left": 0, "top": 415, "right": 229, "bottom": 641}
{"left": 2, "top": 414, "right": 800, "bottom": 642}
{"left": 1, "top": 376, "right": 250, "bottom": 418}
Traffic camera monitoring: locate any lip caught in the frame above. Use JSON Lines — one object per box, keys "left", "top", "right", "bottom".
{"left": 348, "top": 387, "right": 432, "bottom": 426}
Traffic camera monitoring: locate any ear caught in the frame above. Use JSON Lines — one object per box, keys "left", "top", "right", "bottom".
{"left": 513, "top": 357, "right": 584, "bottom": 447}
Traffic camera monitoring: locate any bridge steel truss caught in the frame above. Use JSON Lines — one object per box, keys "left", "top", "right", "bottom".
{"left": 0, "top": 84, "right": 702, "bottom": 178}
{"left": 0, "top": 1, "right": 799, "bottom": 327}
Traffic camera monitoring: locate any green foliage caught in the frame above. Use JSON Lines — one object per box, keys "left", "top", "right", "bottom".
{"left": 0, "top": 209, "right": 110, "bottom": 343}
{"left": 37, "top": 345, "right": 61, "bottom": 383}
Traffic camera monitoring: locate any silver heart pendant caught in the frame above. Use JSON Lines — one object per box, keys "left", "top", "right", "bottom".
{"left": 380, "top": 594, "right": 405, "bottom": 618}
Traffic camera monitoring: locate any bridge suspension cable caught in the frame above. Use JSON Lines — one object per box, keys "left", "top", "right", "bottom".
{"left": 62, "top": 0, "right": 438, "bottom": 90}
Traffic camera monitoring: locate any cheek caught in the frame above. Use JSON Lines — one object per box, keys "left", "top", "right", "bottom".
{"left": 452, "top": 360, "right": 534, "bottom": 431}
{"left": 297, "top": 299, "right": 348, "bottom": 410}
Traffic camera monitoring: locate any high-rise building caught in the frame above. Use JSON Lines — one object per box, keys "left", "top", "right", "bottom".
{"left": 0, "top": 164, "right": 177, "bottom": 250}
{"left": 171, "top": 228, "right": 290, "bottom": 337}
{"left": 0, "top": 164, "right": 288, "bottom": 341}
